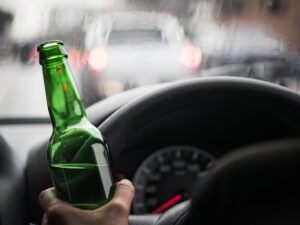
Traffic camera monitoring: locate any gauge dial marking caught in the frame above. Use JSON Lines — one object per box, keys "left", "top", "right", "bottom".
{"left": 152, "top": 194, "right": 183, "bottom": 214}
{"left": 132, "top": 145, "right": 215, "bottom": 214}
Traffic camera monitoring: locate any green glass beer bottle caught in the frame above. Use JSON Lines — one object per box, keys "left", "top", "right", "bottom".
{"left": 38, "top": 40, "right": 116, "bottom": 209}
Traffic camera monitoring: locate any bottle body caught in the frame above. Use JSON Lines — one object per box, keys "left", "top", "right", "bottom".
{"left": 38, "top": 40, "right": 115, "bottom": 209}
{"left": 49, "top": 119, "right": 115, "bottom": 209}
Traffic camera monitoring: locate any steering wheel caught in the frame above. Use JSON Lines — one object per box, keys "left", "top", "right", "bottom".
{"left": 19, "top": 76, "right": 300, "bottom": 225}
{"left": 99, "top": 77, "right": 300, "bottom": 225}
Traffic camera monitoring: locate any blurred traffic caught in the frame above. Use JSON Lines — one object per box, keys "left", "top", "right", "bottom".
{"left": 80, "top": 11, "right": 201, "bottom": 104}
{"left": 1, "top": 0, "right": 300, "bottom": 117}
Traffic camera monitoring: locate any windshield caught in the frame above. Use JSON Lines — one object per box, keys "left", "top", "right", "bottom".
{"left": 0, "top": 0, "right": 299, "bottom": 118}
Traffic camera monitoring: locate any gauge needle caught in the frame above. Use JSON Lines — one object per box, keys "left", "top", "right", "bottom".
{"left": 152, "top": 194, "right": 183, "bottom": 214}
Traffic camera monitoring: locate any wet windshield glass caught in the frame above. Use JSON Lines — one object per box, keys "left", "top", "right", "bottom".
{"left": 0, "top": 0, "right": 299, "bottom": 118}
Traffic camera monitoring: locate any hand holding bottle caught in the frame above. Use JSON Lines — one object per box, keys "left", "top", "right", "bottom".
{"left": 39, "top": 179, "right": 134, "bottom": 225}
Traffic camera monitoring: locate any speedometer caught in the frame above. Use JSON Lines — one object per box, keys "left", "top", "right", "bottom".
{"left": 132, "top": 145, "right": 215, "bottom": 214}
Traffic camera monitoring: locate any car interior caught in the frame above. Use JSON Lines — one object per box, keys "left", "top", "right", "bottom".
{"left": 2, "top": 77, "right": 300, "bottom": 225}
{"left": 1, "top": 0, "right": 300, "bottom": 225}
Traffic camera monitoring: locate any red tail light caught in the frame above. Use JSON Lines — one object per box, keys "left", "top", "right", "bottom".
{"left": 87, "top": 47, "right": 108, "bottom": 72}
{"left": 180, "top": 45, "right": 202, "bottom": 69}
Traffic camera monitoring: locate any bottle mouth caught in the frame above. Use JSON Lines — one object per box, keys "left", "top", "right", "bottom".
{"left": 38, "top": 40, "right": 68, "bottom": 64}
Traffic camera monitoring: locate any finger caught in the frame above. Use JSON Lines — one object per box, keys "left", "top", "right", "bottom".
{"left": 113, "top": 179, "right": 135, "bottom": 203}
{"left": 39, "top": 187, "right": 60, "bottom": 211}
{"left": 109, "top": 179, "right": 135, "bottom": 213}
{"left": 42, "top": 214, "right": 48, "bottom": 225}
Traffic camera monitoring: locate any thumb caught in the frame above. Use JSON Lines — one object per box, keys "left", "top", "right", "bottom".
{"left": 109, "top": 179, "right": 135, "bottom": 214}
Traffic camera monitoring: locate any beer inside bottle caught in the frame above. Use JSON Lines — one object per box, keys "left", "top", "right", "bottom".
{"left": 38, "top": 40, "right": 116, "bottom": 209}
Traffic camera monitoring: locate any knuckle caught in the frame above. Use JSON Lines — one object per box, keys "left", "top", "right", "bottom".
{"left": 38, "top": 191, "right": 46, "bottom": 203}
{"left": 46, "top": 204, "right": 63, "bottom": 219}
{"left": 38, "top": 188, "right": 55, "bottom": 204}
{"left": 109, "top": 200, "right": 128, "bottom": 214}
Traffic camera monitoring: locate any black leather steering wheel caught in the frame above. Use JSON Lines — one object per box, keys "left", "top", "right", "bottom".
{"left": 99, "top": 77, "right": 300, "bottom": 225}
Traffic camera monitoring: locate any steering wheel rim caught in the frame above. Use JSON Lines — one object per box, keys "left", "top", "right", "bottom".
{"left": 100, "top": 77, "right": 300, "bottom": 159}
{"left": 99, "top": 77, "right": 300, "bottom": 225}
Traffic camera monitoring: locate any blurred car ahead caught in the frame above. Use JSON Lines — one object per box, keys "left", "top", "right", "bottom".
{"left": 80, "top": 12, "right": 202, "bottom": 104}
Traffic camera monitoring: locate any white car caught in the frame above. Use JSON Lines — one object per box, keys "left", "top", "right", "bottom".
{"left": 81, "top": 12, "right": 202, "bottom": 103}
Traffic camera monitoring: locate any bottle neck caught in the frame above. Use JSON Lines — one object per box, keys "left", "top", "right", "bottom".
{"left": 42, "top": 57, "right": 86, "bottom": 129}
